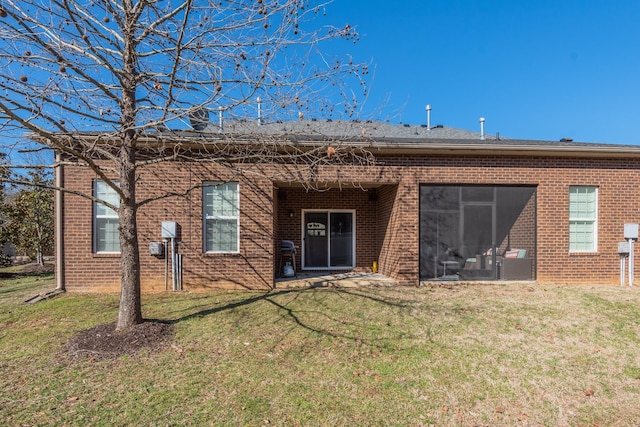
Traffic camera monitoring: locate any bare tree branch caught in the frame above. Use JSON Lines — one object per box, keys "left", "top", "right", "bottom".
{"left": 0, "top": 0, "right": 370, "bottom": 330}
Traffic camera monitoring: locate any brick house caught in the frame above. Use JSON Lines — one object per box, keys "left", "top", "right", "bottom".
{"left": 54, "top": 120, "right": 640, "bottom": 292}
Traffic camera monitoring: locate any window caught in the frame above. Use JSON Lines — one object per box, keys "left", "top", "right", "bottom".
{"left": 94, "top": 180, "right": 120, "bottom": 253}
{"left": 569, "top": 186, "right": 598, "bottom": 252}
{"left": 204, "top": 182, "right": 239, "bottom": 253}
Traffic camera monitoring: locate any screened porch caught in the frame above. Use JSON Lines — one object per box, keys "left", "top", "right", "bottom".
{"left": 419, "top": 185, "right": 537, "bottom": 281}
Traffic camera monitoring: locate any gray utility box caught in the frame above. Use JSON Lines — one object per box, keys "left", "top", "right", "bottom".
{"left": 149, "top": 242, "right": 165, "bottom": 257}
{"left": 624, "top": 223, "right": 639, "bottom": 240}
{"left": 619, "top": 242, "right": 630, "bottom": 256}
{"left": 161, "top": 221, "right": 179, "bottom": 239}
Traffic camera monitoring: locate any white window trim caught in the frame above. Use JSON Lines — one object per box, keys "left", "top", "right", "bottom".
{"left": 93, "top": 180, "right": 120, "bottom": 254}
{"left": 301, "top": 209, "right": 356, "bottom": 270}
{"left": 569, "top": 186, "right": 598, "bottom": 253}
{"left": 203, "top": 182, "right": 240, "bottom": 254}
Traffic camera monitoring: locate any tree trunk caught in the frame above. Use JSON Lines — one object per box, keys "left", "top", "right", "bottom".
{"left": 35, "top": 225, "right": 44, "bottom": 266}
{"left": 116, "top": 129, "right": 142, "bottom": 329}
{"left": 116, "top": 180, "right": 142, "bottom": 329}
{"left": 116, "top": 7, "right": 143, "bottom": 330}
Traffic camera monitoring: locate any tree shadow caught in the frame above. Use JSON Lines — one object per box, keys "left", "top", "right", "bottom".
{"left": 165, "top": 286, "right": 423, "bottom": 349}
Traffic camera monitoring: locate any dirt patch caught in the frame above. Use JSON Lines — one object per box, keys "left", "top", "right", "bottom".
{"left": 68, "top": 320, "right": 174, "bottom": 360}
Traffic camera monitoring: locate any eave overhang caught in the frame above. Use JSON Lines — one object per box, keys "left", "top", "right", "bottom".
{"left": 43, "top": 132, "right": 640, "bottom": 160}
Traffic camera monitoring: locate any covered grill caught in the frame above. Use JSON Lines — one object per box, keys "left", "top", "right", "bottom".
{"left": 279, "top": 240, "right": 297, "bottom": 277}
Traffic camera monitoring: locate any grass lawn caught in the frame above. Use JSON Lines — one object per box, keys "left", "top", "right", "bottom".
{"left": 2, "top": 268, "right": 640, "bottom": 426}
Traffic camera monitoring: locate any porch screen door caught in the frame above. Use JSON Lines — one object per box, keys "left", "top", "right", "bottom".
{"left": 303, "top": 211, "right": 354, "bottom": 269}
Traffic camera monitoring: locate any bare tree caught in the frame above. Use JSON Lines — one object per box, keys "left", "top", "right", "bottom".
{"left": 0, "top": 1, "right": 370, "bottom": 329}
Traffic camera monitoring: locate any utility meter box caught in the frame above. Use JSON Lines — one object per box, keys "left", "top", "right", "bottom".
{"left": 625, "top": 223, "right": 639, "bottom": 240}
{"left": 149, "top": 242, "right": 164, "bottom": 257}
{"left": 619, "top": 242, "right": 630, "bottom": 255}
{"left": 161, "top": 221, "right": 179, "bottom": 239}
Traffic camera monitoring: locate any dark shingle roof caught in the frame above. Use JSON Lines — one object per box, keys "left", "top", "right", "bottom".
{"left": 206, "top": 120, "right": 495, "bottom": 140}
{"left": 204, "top": 119, "right": 493, "bottom": 141}
{"left": 195, "top": 118, "right": 635, "bottom": 151}
{"left": 139, "top": 118, "right": 640, "bottom": 158}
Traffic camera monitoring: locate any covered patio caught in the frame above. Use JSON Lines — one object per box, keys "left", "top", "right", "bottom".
{"left": 274, "top": 182, "right": 400, "bottom": 282}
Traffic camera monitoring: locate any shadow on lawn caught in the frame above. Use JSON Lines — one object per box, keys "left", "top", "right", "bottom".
{"left": 173, "top": 287, "right": 409, "bottom": 321}
{"left": 71, "top": 287, "right": 436, "bottom": 360}
{"left": 167, "top": 287, "right": 417, "bottom": 345}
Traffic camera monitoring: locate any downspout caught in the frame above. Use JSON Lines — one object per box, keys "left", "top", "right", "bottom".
{"left": 54, "top": 152, "right": 65, "bottom": 291}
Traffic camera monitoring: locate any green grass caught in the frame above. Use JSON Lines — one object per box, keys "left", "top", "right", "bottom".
{"left": 2, "top": 270, "right": 640, "bottom": 426}
{"left": 0, "top": 269, "right": 53, "bottom": 306}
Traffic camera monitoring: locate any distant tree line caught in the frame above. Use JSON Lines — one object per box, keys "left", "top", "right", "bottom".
{"left": 1, "top": 160, "right": 54, "bottom": 266}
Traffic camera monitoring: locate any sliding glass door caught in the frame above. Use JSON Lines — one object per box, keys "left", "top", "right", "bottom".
{"left": 303, "top": 210, "right": 355, "bottom": 269}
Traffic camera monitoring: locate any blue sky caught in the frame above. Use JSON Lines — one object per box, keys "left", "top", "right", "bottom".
{"left": 324, "top": 0, "right": 640, "bottom": 144}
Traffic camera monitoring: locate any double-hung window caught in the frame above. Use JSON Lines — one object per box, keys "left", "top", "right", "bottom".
{"left": 569, "top": 186, "right": 598, "bottom": 252}
{"left": 204, "top": 182, "right": 239, "bottom": 253}
{"left": 94, "top": 180, "right": 120, "bottom": 253}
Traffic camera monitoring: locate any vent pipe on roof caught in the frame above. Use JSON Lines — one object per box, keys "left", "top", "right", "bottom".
{"left": 257, "top": 97, "right": 262, "bottom": 126}
{"left": 425, "top": 104, "right": 432, "bottom": 130}
{"left": 479, "top": 117, "right": 485, "bottom": 140}
{"left": 218, "top": 106, "right": 224, "bottom": 133}
{"left": 188, "top": 107, "right": 209, "bottom": 131}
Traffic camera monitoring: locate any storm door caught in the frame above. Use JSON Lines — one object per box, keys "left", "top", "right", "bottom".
{"left": 302, "top": 210, "right": 355, "bottom": 269}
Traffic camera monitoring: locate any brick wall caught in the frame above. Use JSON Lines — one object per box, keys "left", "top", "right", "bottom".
{"left": 377, "top": 185, "right": 401, "bottom": 281}
{"left": 59, "top": 153, "right": 640, "bottom": 291}
{"left": 372, "top": 155, "right": 640, "bottom": 285}
{"left": 61, "top": 161, "right": 274, "bottom": 292}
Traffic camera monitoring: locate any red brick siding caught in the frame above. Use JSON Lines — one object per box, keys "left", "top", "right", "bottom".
{"left": 59, "top": 153, "right": 640, "bottom": 291}
{"left": 61, "top": 162, "right": 274, "bottom": 292}
{"left": 377, "top": 184, "right": 401, "bottom": 281}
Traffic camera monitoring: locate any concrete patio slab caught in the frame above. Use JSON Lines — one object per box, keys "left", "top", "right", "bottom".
{"left": 275, "top": 272, "right": 397, "bottom": 289}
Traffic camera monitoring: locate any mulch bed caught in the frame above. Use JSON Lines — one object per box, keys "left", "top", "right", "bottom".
{"left": 68, "top": 320, "right": 175, "bottom": 360}
{"left": 0, "top": 261, "right": 174, "bottom": 359}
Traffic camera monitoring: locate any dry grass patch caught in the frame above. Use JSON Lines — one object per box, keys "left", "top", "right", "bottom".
{"left": 2, "top": 279, "right": 640, "bottom": 425}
